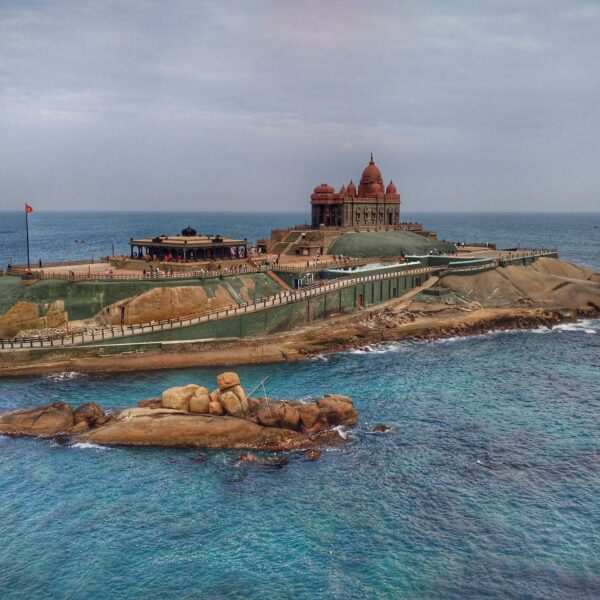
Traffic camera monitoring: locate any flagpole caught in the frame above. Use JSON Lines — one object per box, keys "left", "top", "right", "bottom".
{"left": 25, "top": 204, "right": 31, "bottom": 270}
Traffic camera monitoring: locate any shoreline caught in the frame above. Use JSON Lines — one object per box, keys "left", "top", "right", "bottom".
{"left": 1, "top": 305, "right": 596, "bottom": 379}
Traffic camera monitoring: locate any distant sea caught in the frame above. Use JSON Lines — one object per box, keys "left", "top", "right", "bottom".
{"left": 0, "top": 211, "right": 599, "bottom": 599}
{"left": 1, "top": 211, "right": 599, "bottom": 270}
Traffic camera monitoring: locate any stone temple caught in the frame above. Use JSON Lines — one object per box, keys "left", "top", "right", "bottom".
{"left": 311, "top": 154, "right": 400, "bottom": 229}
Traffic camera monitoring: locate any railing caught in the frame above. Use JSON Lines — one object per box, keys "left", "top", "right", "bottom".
{"left": 0, "top": 265, "right": 439, "bottom": 350}
{"left": 13, "top": 265, "right": 269, "bottom": 282}
{"left": 273, "top": 257, "right": 368, "bottom": 273}
{"left": 7, "top": 257, "right": 108, "bottom": 273}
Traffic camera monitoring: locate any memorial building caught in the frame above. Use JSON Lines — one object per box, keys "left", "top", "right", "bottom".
{"left": 310, "top": 155, "right": 401, "bottom": 229}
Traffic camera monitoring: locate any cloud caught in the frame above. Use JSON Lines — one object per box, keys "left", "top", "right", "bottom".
{"left": 0, "top": 0, "right": 599, "bottom": 212}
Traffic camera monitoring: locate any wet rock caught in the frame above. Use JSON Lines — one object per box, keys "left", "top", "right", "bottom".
{"left": 372, "top": 424, "right": 393, "bottom": 433}
{"left": 189, "top": 387, "right": 210, "bottom": 414}
{"left": 137, "top": 398, "right": 162, "bottom": 409}
{"left": 306, "top": 449, "right": 323, "bottom": 461}
{"left": 161, "top": 384, "right": 200, "bottom": 411}
{"left": 73, "top": 403, "right": 105, "bottom": 426}
{"left": 95, "top": 415, "right": 112, "bottom": 427}
{"left": 317, "top": 395, "right": 357, "bottom": 426}
{"left": 0, "top": 402, "right": 74, "bottom": 436}
{"left": 297, "top": 403, "right": 322, "bottom": 430}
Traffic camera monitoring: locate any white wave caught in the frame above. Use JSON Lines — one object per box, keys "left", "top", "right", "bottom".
{"left": 46, "top": 371, "right": 86, "bottom": 382}
{"left": 553, "top": 320, "right": 597, "bottom": 334}
{"left": 71, "top": 442, "right": 112, "bottom": 451}
{"left": 311, "top": 354, "right": 329, "bottom": 362}
{"left": 333, "top": 425, "right": 353, "bottom": 440}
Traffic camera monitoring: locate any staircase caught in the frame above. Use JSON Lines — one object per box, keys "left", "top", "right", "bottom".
{"left": 391, "top": 276, "right": 440, "bottom": 311}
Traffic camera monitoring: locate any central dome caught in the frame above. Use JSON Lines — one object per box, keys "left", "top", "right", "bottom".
{"left": 358, "top": 154, "right": 384, "bottom": 195}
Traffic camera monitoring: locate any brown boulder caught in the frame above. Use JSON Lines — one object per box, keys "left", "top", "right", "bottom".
{"left": 372, "top": 424, "right": 393, "bottom": 433}
{"left": 317, "top": 395, "right": 357, "bottom": 426}
{"left": 0, "top": 402, "right": 74, "bottom": 436}
{"left": 306, "top": 449, "right": 323, "bottom": 461}
{"left": 68, "top": 421, "right": 90, "bottom": 434}
{"left": 95, "top": 415, "right": 112, "bottom": 427}
{"left": 256, "top": 402, "right": 301, "bottom": 430}
{"left": 189, "top": 387, "right": 211, "bottom": 414}
{"left": 297, "top": 403, "right": 323, "bottom": 430}
{"left": 73, "top": 403, "right": 105, "bottom": 426}
{"left": 219, "top": 390, "right": 244, "bottom": 418}
{"left": 137, "top": 398, "right": 162, "bottom": 409}
{"left": 247, "top": 397, "right": 266, "bottom": 416}
{"left": 208, "top": 401, "right": 224, "bottom": 416}
{"left": 230, "top": 384, "right": 249, "bottom": 414}
{"left": 216, "top": 372, "right": 240, "bottom": 391}
{"left": 161, "top": 384, "right": 200, "bottom": 411}
{"left": 210, "top": 388, "right": 221, "bottom": 404}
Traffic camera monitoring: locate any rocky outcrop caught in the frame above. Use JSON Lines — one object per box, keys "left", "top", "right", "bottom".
{"left": 0, "top": 402, "right": 75, "bottom": 436}
{"left": 0, "top": 372, "right": 357, "bottom": 451}
{"left": 0, "top": 300, "right": 67, "bottom": 338}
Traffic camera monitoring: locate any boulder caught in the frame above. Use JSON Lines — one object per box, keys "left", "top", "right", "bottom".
{"left": 278, "top": 403, "right": 300, "bottom": 430}
{"left": 137, "top": 398, "right": 162, "bottom": 409}
{"left": 230, "top": 384, "right": 248, "bottom": 414}
{"left": 247, "top": 397, "right": 265, "bottom": 416}
{"left": 161, "top": 384, "right": 200, "bottom": 411}
{"left": 0, "top": 402, "right": 74, "bottom": 436}
{"left": 372, "top": 424, "right": 393, "bottom": 433}
{"left": 219, "top": 390, "right": 244, "bottom": 418}
{"left": 95, "top": 415, "right": 112, "bottom": 427}
{"left": 189, "top": 387, "right": 210, "bottom": 414}
{"left": 68, "top": 421, "right": 90, "bottom": 434}
{"left": 216, "top": 372, "right": 240, "bottom": 391}
{"left": 208, "top": 401, "right": 224, "bottom": 416}
{"left": 210, "top": 389, "right": 221, "bottom": 404}
{"left": 256, "top": 402, "right": 300, "bottom": 430}
{"left": 297, "top": 403, "right": 322, "bottom": 430}
{"left": 317, "top": 395, "right": 357, "bottom": 426}
{"left": 306, "top": 449, "right": 323, "bottom": 461}
{"left": 73, "top": 403, "right": 105, "bottom": 426}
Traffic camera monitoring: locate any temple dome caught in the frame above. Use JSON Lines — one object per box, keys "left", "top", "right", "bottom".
{"left": 347, "top": 180, "right": 357, "bottom": 196}
{"left": 360, "top": 154, "right": 383, "bottom": 185}
{"left": 339, "top": 184, "right": 347, "bottom": 195}
{"left": 313, "top": 183, "right": 335, "bottom": 194}
{"left": 386, "top": 180, "right": 397, "bottom": 195}
{"left": 181, "top": 225, "right": 197, "bottom": 237}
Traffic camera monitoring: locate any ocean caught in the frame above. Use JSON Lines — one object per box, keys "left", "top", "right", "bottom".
{"left": 0, "top": 212, "right": 599, "bottom": 599}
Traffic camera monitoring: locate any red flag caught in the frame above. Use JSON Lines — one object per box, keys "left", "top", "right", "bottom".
{"left": 25, "top": 203, "right": 33, "bottom": 213}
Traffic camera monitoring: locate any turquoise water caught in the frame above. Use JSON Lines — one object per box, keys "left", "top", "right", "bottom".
{"left": 0, "top": 211, "right": 599, "bottom": 598}
{"left": 0, "top": 320, "right": 599, "bottom": 599}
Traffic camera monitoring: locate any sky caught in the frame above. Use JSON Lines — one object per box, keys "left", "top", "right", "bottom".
{"left": 1, "top": 0, "right": 599, "bottom": 213}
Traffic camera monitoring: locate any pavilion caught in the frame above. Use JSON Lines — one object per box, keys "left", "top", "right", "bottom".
{"left": 129, "top": 225, "right": 248, "bottom": 262}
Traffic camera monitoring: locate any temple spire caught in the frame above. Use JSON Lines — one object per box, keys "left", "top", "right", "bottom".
{"left": 370, "top": 152, "right": 374, "bottom": 163}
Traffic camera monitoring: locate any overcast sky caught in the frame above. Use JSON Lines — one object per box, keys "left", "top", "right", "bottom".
{"left": 1, "top": 1, "right": 599, "bottom": 212}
